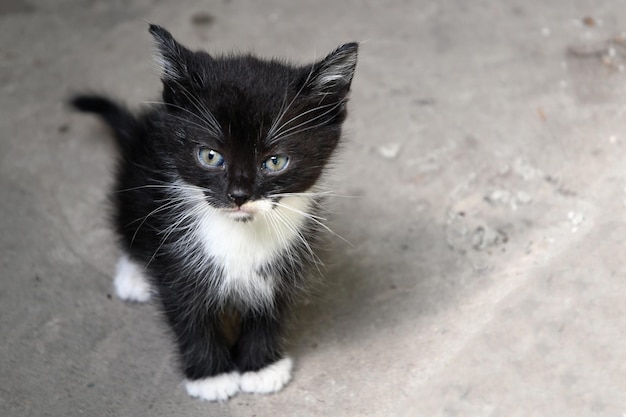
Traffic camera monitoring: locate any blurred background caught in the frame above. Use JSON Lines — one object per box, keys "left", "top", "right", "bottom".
{"left": 2, "top": 0, "right": 626, "bottom": 416}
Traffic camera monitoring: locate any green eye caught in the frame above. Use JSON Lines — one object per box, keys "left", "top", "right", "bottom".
{"left": 262, "top": 155, "right": 289, "bottom": 173}
{"left": 198, "top": 148, "right": 225, "bottom": 169}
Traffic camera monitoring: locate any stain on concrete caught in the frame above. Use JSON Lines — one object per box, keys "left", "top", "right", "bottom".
{"left": 0, "top": 0, "right": 35, "bottom": 16}
{"left": 190, "top": 11, "right": 216, "bottom": 27}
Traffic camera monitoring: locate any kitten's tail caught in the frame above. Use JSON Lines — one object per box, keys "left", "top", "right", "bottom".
{"left": 70, "top": 95, "right": 137, "bottom": 151}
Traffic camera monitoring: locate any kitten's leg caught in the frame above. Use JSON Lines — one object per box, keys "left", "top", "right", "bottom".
{"left": 158, "top": 294, "right": 240, "bottom": 401}
{"left": 234, "top": 308, "right": 293, "bottom": 394}
{"left": 114, "top": 254, "right": 151, "bottom": 302}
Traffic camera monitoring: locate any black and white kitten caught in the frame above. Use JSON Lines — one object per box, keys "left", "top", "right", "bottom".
{"left": 72, "top": 25, "right": 357, "bottom": 401}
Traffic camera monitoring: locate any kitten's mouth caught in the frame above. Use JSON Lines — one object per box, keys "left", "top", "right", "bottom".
{"left": 222, "top": 204, "right": 257, "bottom": 222}
{"left": 220, "top": 199, "right": 273, "bottom": 222}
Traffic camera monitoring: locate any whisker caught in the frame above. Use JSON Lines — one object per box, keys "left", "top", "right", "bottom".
{"left": 168, "top": 79, "right": 222, "bottom": 135}
{"left": 272, "top": 118, "right": 337, "bottom": 143}
{"left": 143, "top": 100, "right": 221, "bottom": 138}
{"left": 263, "top": 209, "right": 293, "bottom": 262}
{"left": 273, "top": 201, "right": 353, "bottom": 247}
{"left": 129, "top": 193, "right": 202, "bottom": 245}
{"left": 145, "top": 196, "right": 209, "bottom": 269}
{"left": 126, "top": 197, "right": 185, "bottom": 228}
{"left": 269, "top": 100, "right": 345, "bottom": 143}
{"left": 268, "top": 101, "right": 338, "bottom": 144}
{"left": 271, "top": 191, "right": 360, "bottom": 199}
{"left": 170, "top": 114, "right": 222, "bottom": 138}
{"left": 271, "top": 207, "right": 323, "bottom": 274}
{"left": 266, "top": 91, "right": 290, "bottom": 140}
{"left": 117, "top": 183, "right": 214, "bottom": 194}
{"left": 266, "top": 66, "right": 316, "bottom": 140}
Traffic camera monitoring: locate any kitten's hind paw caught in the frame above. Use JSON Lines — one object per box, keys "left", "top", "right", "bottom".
{"left": 114, "top": 255, "right": 151, "bottom": 302}
{"left": 240, "top": 357, "right": 293, "bottom": 394}
{"left": 185, "top": 372, "right": 241, "bottom": 401}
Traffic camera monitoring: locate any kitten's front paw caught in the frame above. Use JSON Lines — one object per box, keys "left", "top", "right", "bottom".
{"left": 240, "top": 357, "right": 293, "bottom": 394}
{"left": 185, "top": 372, "right": 240, "bottom": 401}
{"left": 114, "top": 255, "right": 151, "bottom": 302}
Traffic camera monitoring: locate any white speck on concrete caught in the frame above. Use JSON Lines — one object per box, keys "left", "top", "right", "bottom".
{"left": 568, "top": 211, "right": 584, "bottom": 233}
{"left": 513, "top": 158, "right": 542, "bottom": 181}
{"left": 516, "top": 191, "right": 533, "bottom": 205}
{"left": 377, "top": 143, "right": 402, "bottom": 159}
{"left": 486, "top": 189, "right": 511, "bottom": 205}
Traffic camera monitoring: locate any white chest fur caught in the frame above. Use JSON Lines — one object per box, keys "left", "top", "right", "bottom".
{"left": 189, "top": 194, "right": 312, "bottom": 309}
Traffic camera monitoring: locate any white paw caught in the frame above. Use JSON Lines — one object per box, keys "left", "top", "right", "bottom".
{"left": 113, "top": 255, "right": 151, "bottom": 302}
{"left": 185, "top": 372, "right": 241, "bottom": 401}
{"left": 240, "top": 357, "right": 293, "bottom": 394}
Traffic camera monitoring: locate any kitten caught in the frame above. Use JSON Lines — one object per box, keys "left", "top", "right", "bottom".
{"left": 72, "top": 25, "right": 357, "bottom": 401}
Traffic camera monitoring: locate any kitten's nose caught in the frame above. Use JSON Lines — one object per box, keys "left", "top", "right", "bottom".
{"left": 228, "top": 188, "right": 251, "bottom": 207}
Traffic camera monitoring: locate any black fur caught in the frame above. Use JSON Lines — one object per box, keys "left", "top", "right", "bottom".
{"left": 72, "top": 25, "right": 357, "bottom": 387}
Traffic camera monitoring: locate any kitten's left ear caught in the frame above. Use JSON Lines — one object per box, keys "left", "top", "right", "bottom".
{"left": 149, "top": 24, "right": 194, "bottom": 82}
{"left": 307, "top": 43, "right": 359, "bottom": 94}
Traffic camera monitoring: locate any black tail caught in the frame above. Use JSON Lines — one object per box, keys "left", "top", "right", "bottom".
{"left": 70, "top": 95, "right": 137, "bottom": 151}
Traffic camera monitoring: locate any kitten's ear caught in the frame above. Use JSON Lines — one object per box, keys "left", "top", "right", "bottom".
{"left": 149, "top": 24, "right": 194, "bottom": 82}
{"left": 307, "top": 43, "right": 359, "bottom": 94}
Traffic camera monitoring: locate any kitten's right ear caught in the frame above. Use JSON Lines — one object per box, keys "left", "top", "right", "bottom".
{"left": 149, "top": 24, "right": 193, "bottom": 82}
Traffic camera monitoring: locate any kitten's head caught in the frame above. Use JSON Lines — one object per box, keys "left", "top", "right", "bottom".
{"left": 149, "top": 25, "right": 357, "bottom": 221}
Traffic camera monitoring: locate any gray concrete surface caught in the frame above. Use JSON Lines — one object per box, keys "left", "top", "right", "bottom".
{"left": 2, "top": 0, "right": 626, "bottom": 415}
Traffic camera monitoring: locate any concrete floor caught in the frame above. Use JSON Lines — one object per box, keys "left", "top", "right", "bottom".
{"left": 2, "top": 0, "right": 626, "bottom": 415}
